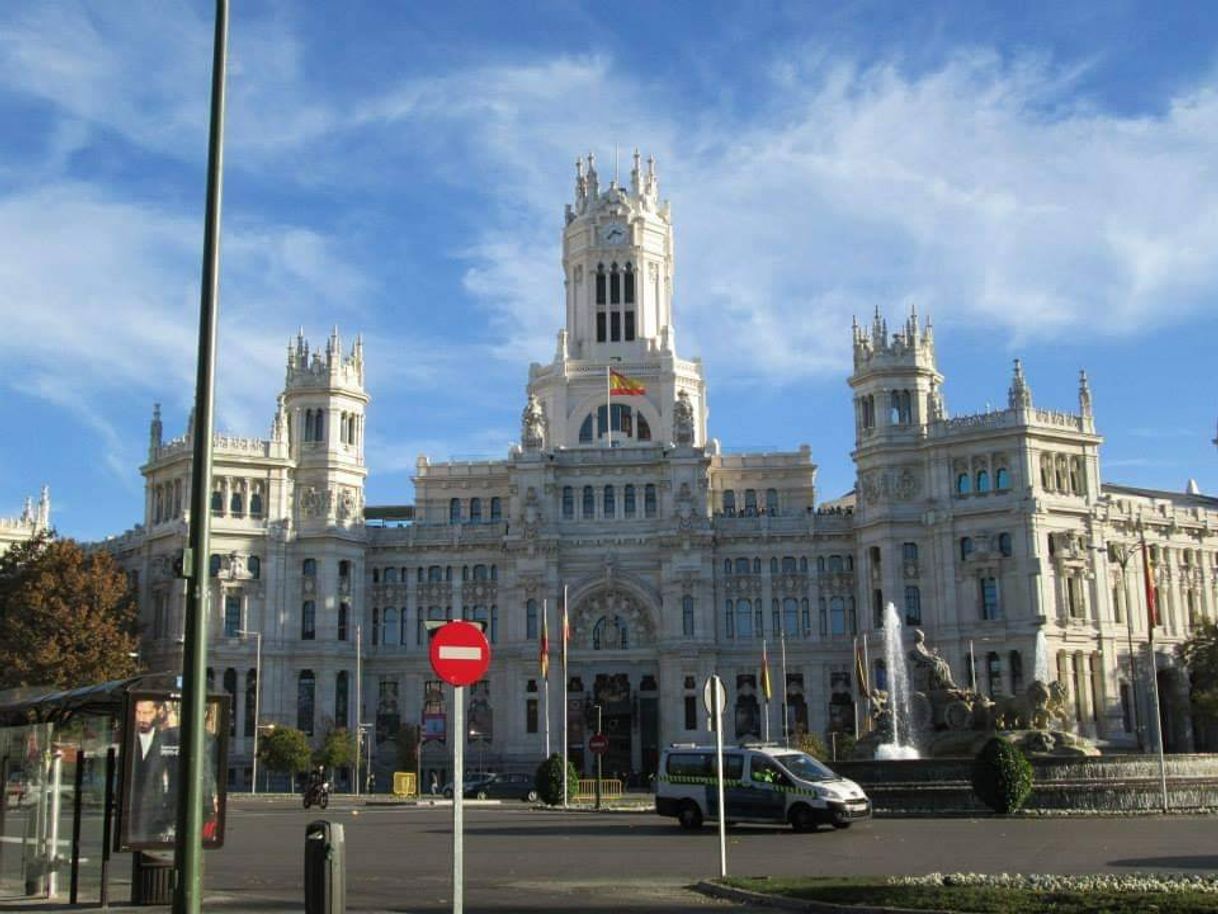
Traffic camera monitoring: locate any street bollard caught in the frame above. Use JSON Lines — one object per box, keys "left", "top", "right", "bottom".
{"left": 304, "top": 820, "right": 346, "bottom": 914}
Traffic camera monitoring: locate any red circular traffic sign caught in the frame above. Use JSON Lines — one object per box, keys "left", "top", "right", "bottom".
{"left": 588, "top": 733, "right": 609, "bottom": 755}
{"left": 429, "top": 621, "right": 491, "bottom": 686}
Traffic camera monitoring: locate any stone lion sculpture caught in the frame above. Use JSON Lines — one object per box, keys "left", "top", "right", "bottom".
{"left": 993, "top": 680, "right": 1072, "bottom": 731}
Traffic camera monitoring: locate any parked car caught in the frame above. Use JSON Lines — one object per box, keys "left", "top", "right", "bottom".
{"left": 441, "top": 772, "right": 495, "bottom": 799}
{"left": 466, "top": 773, "right": 539, "bottom": 802}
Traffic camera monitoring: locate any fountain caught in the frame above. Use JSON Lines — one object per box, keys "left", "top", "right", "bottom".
{"left": 874, "top": 602, "right": 919, "bottom": 759}
{"left": 1034, "top": 629, "right": 1050, "bottom": 683}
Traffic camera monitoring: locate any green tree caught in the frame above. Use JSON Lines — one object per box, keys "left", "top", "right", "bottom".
{"left": 314, "top": 727, "right": 356, "bottom": 770}
{"left": 394, "top": 723, "right": 419, "bottom": 774}
{"left": 0, "top": 533, "right": 139, "bottom": 690}
{"left": 793, "top": 727, "right": 829, "bottom": 761}
{"left": 1179, "top": 621, "right": 1218, "bottom": 721}
{"left": 534, "top": 753, "right": 579, "bottom": 806}
{"left": 259, "top": 726, "right": 313, "bottom": 786}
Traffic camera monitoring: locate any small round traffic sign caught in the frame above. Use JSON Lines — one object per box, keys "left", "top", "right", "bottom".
{"left": 588, "top": 733, "right": 609, "bottom": 755}
{"left": 429, "top": 621, "right": 491, "bottom": 686}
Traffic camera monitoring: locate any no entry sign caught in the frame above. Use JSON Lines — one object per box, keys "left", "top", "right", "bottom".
{"left": 429, "top": 621, "right": 491, "bottom": 686}
{"left": 588, "top": 733, "right": 609, "bottom": 755}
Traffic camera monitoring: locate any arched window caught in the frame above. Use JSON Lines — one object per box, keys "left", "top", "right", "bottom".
{"left": 603, "top": 485, "right": 616, "bottom": 518}
{"left": 314, "top": 409, "right": 325, "bottom": 442}
{"left": 582, "top": 486, "right": 595, "bottom": 518}
{"left": 624, "top": 484, "right": 636, "bottom": 517}
{"left": 724, "top": 600, "right": 735, "bottom": 638}
{"left": 722, "top": 491, "right": 736, "bottom": 515}
{"left": 828, "top": 555, "right": 843, "bottom": 573}
{"left": 957, "top": 473, "right": 971, "bottom": 495}
{"left": 976, "top": 470, "right": 991, "bottom": 493}
{"left": 766, "top": 488, "right": 779, "bottom": 514}
{"left": 244, "top": 669, "right": 257, "bottom": 737}
{"left": 889, "top": 391, "right": 903, "bottom": 425}
{"left": 211, "top": 489, "right": 223, "bottom": 514}
{"left": 335, "top": 671, "right": 349, "bottom": 729}
{"left": 470, "top": 605, "right": 488, "bottom": 637}
{"left": 224, "top": 594, "right": 241, "bottom": 637}
{"left": 449, "top": 498, "right": 461, "bottom": 524}
{"left": 304, "top": 409, "right": 314, "bottom": 442}
{"left": 490, "top": 497, "right": 502, "bottom": 521}
{"left": 579, "top": 414, "right": 594, "bottom": 443}
{"left": 744, "top": 489, "right": 758, "bottom": 515}
{"left": 469, "top": 498, "right": 482, "bottom": 523}
{"left": 383, "top": 608, "right": 398, "bottom": 648}
{"left": 301, "top": 601, "right": 316, "bottom": 640}
{"left": 980, "top": 577, "right": 1000, "bottom": 620}
{"left": 637, "top": 413, "right": 651, "bottom": 441}
{"left": 1069, "top": 457, "right": 1083, "bottom": 495}
{"left": 830, "top": 597, "right": 846, "bottom": 636}
{"left": 817, "top": 556, "right": 826, "bottom": 573}
{"left": 490, "top": 605, "right": 499, "bottom": 643}
{"left": 995, "top": 467, "right": 1010, "bottom": 490}
{"left": 644, "top": 484, "right": 657, "bottom": 517}
{"left": 297, "top": 670, "right": 315, "bottom": 735}
{"left": 770, "top": 557, "right": 779, "bottom": 575}
{"left": 384, "top": 567, "right": 398, "bottom": 583}
{"left": 223, "top": 668, "right": 238, "bottom": 737}
{"left": 526, "top": 599, "right": 538, "bottom": 640}
{"left": 904, "top": 586, "right": 921, "bottom": 625}
{"left": 998, "top": 532, "right": 1013, "bottom": 557}
{"left": 682, "top": 595, "right": 695, "bottom": 636}
{"left": 735, "top": 599, "right": 754, "bottom": 638}
{"left": 371, "top": 608, "right": 380, "bottom": 645}
{"left": 473, "top": 564, "right": 488, "bottom": 581}
{"left": 986, "top": 652, "right": 1002, "bottom": 698}
{"left": 230, "top": 488, "right": 244, "bottom": 514}
{"left": 960, "top": 537, "right": 974, "bottom": 561}
{"left": 338, "top": 602, "right": 349, "bottom": 642}
{"left": 1009, "top": 651, "right": 1024, "bottom": 695}
{"left": 302, "top": 558, "right": 316, "bottom": 577}
{"left": 562, "top": 486, "right": 574, "bottom": 519}
{"left": 1041, "top": 455, "right": 1053, "bottom": 489}
{"left": 799, "top": 556, "right": 808, "bottom": 573}
{"left": 248, "top": 556, "right": 261, "bottom": 579}
{"left": 595, "top": 263, "right": 607, "bottom": 308}
{"left": 592, "top": 615, "right": 628, "bottom": 650}
{"left": 209, "top": 553, "right": 222, "bottom": 577}
{"left": 752, "top": 557, "right": 762, "bottom": 575}
{"left": 801, "top": 598, "right": 811, "bottom": 634}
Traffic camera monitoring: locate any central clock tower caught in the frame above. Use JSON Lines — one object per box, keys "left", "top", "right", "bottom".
{"left": 525, "top": 150, "right": 708, "bottom": 449}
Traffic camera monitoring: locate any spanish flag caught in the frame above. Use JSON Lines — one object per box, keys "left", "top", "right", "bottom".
{"left": 1140, "top": 531, "right": 1159, "bottom": 629}
{"left": 609, "top": 369, "right": 646, "bottom": 396}
{"left": 540, "top": 604, "right": 550, "bottom": 681}
{"left": 760, "top": 640, "right": 772, "bottom": 702}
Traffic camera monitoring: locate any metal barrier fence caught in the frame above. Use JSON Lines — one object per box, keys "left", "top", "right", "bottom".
{"left": 573, "top": 779, "right": 623, "bottom": 800}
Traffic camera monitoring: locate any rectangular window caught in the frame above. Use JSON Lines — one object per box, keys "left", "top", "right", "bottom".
{"left": 903, "top": 586, "right": 921, "bottom": 625}
{"left": 902, "top": 542, "right": 918, "bottom": 563}
{"left": 526, "top": 698, "right": 538, "bottom": 734}
{"left": 644, "top": 484, "right": 657, "bottom": 518}
{"left": 610, "top": 311, "right": 621, "bottom": 342}
{"left": 980, "top": 578, "right": 1001, "bottom": 620}
{"left": 624, "top": 310, "right": 635, "bottom": 341}
{"left": 224, "top": 595, "right": 241, "bottom": 638}
{"left": 684, "top": 695, "right": 697, "bottom": 731}
{"left": 596, "top": 311, "right": 606, "bottom": 342}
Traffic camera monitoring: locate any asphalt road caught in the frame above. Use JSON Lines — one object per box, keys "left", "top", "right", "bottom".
{"left": 197, "top": 796, "right": 1218, "bottom": 912}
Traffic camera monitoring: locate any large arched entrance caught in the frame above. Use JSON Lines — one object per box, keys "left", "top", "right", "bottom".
{"left": 565, "top": 586, "right": 660, "bottom": 781}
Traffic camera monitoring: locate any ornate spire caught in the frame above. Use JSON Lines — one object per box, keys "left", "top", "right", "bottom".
{"left": 150, "top": 402, "right": 163, "bottom": 454}
{"left": 1008, "top": 358, "right": 1032, "bottom": 410}
{"left": 1078, "top": 369, "right": 1092, "bottom": 419}
{"left": 36, "top": 485, "right": 50, "bottom": 531}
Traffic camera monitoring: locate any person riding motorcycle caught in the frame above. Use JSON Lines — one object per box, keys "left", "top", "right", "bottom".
{"left": 303, "top": 764, "right": 330, "bottom": 809}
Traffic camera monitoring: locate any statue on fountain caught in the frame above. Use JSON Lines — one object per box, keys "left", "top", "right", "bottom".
{"left": 854, "top": 629, "right": 1099, "bottom": 759}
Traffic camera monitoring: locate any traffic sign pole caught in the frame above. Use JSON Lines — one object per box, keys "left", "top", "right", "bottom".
{"left": 704, "top": 674, "right": 728, "bottom": 879}
{"left": 452, "top": 684, "right": 464, "bottom": 914}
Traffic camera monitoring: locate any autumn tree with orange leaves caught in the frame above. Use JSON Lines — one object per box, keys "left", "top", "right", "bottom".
{"left": 0, "top": 533, "right": 140, "bottom": 690}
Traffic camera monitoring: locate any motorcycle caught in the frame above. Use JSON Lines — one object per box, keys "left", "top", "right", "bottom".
{"left": 303, "top": 778, "right": 331, "bottom": 809}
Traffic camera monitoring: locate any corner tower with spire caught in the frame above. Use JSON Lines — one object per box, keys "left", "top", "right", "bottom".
{"left": 526, "top": 150, "right": 707, "bottom": 449}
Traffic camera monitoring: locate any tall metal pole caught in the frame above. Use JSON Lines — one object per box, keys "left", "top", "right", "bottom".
{"left": 174, "top": 3, "right": 227, "bottom": 911}
{"left": 452, "top": 685, "right": 465, "bottom": 914}
{"left": 594, "top": 705, "right": 602, "bottom": 811}
{"left": 561, "top": 585, "right": 569, "bottom": 808}
{"left": 355, "top": 624, "right": 362, "bottom": 796}
{"left": 1111, "top": 546, "right": 1142, "bottom": 749}
{"left": 779, "top": 630, "right": 788, "bottom": 747}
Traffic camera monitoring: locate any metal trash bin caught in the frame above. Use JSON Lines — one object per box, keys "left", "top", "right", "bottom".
{"left": 131, "top": 851, "right": 174, "bottom": 905}
{"left": 304, "top": 820, "right": 346, "bottom": 914}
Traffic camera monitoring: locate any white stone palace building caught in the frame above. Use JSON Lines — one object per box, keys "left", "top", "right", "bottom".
{"left": 96, "top": 153, "right": 1217, "bottom": 789}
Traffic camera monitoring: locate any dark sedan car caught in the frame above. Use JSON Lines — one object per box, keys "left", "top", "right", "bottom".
{"left": 444, "top": 773, "right": 538, "bottom": 801}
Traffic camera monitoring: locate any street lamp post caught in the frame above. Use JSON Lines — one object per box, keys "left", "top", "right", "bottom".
{"left": 1104, "top": 542, "right": 1144, "bottom": 750}
{"left": 235, "top": 630, "right": 262, "bottom": 794}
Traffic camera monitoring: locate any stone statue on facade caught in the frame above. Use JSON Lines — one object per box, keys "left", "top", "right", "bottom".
{"left": 521, "top": 394, "right": 546, "bottom": 451}
{"left": 673, "top": 390, "right": 695, "bottom": 445}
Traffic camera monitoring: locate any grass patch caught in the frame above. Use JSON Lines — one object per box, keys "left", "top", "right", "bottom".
{"left": 720, "top": 876, "right": 1218, "bottom": 913}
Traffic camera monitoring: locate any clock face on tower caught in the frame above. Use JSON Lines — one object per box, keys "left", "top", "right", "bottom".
{"left": 600, "top": 221, "right": 627, "bottom": 246}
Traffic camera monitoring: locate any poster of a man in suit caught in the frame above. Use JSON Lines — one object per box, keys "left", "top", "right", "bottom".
{"left": 118, "top": 691, "right": 229, "bottom": 851}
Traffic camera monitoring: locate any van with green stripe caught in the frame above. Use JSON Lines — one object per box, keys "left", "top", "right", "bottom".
{"left": 655, "top": 743, "right": 871, "bottom": 832}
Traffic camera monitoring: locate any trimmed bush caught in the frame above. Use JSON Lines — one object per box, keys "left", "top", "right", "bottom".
{"left": 534, "top": 753, "right": 580, "bottom": 806}
{"left": 971, "top": 737, "right": 1034, "bottom": 814}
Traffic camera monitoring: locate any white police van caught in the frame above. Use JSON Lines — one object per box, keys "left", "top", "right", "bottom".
{"left": 655, "top": 743, "right": 871, "bottom": 832}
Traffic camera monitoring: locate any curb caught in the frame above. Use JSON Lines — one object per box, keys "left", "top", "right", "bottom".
{"left": 693, "top": 881, "right": 956, "bottom": 914}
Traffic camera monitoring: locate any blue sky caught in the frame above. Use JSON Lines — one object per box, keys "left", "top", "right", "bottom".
{"left": 1, "top": 1, "right": 1217, "bottom": 542}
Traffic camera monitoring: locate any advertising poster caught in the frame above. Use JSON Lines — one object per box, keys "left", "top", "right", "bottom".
{"left": 421, "top": 711, "right": 446, "bottom": 743}
{"left": 116, "top": 691, "right": 229, "bottom": 851}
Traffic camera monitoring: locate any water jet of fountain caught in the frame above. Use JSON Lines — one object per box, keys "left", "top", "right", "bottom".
{"left": 1034, "top": 629, "right": 1050, "bottom": 683}
{"left": 875, "top": 602, "right": 920, "bottom": 760}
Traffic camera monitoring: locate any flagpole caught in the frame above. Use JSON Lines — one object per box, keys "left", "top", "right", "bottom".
{"left": 862, "top": 632, "right": 871, "bottom": 735}
{"left": 605, "top": 366, "right": 611, "bottom": 447}
{"left": 1141, "top": 527, "right": 1169, "bottom": 812}
{"left": 762, "top": 638, "right": 770, "bottom": 743}
{"left": 779, "top": 630, "right": 789, "bottom": 748}
{"left": 543, "top": 598, "right": 551, "bottom": 760}
{"left": 561, "top": 585, "right": 569, "bottom": 809}
{"left": 853, "top": 636, "right": 860, "bottom": 739}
